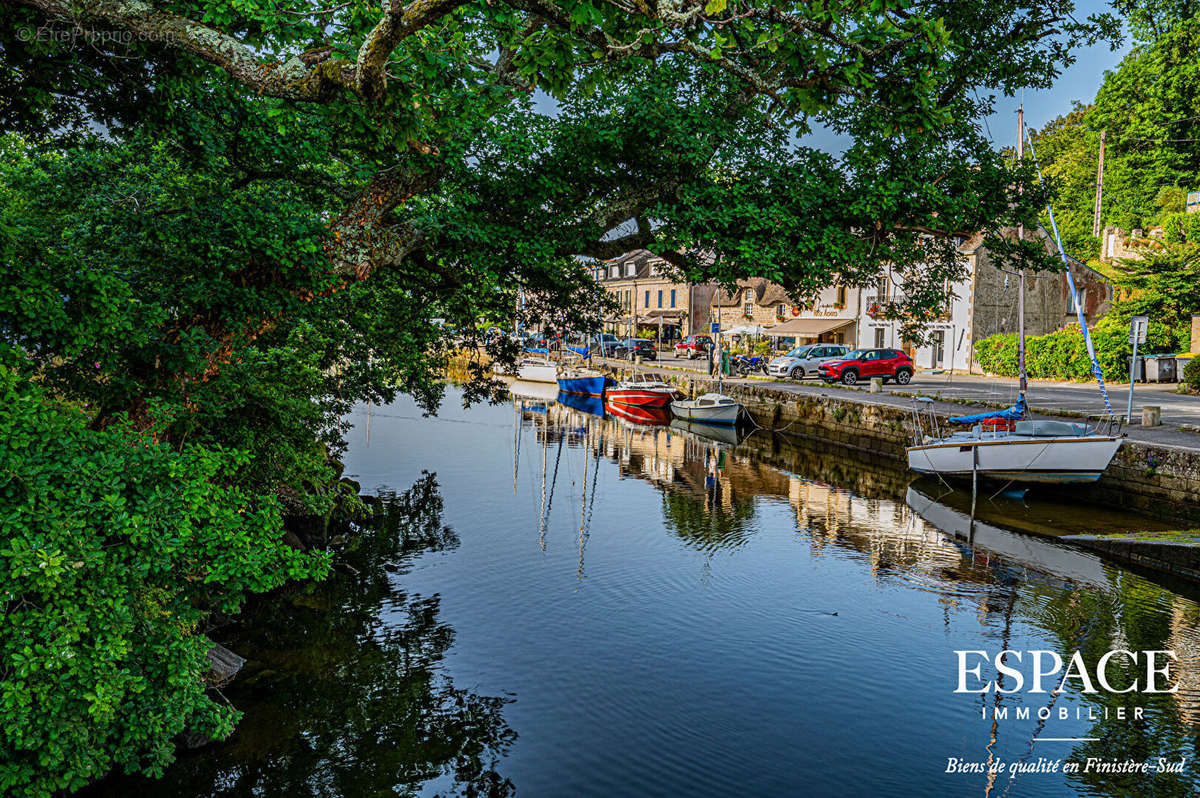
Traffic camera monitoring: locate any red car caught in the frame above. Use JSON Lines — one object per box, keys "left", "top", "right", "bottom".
{"left": 673, "top": 335, "right": 714, "bottom": 359}
{"left": 818, "top": 348, "right": 914, "bottom": 386}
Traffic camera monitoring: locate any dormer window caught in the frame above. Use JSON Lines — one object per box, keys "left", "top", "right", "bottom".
{"left": 626, "top": 263, "right": 636, "bottom": 277}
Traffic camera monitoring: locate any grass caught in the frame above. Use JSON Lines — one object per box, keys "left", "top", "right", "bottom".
{"left": 1075, "top": 529, "right": 1200, "bottom": 544}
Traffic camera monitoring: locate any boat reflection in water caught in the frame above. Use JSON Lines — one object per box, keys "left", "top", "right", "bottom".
{"left": 669, "top": 416, "right": 747, "bottom": 448}
{"left": 556, "top": 389, "right": 606, "bottom": 418}
{"left": 605, "top": 399, "right": 671, "bottom": 427}
{"left": 905, "top": 482, "right": 1110, "bottom": 589}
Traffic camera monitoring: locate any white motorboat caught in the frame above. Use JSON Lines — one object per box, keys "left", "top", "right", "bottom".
{"left": 514, "top": 358, "right": 558, "bottom": 383}
{"left": 669, "top": 392, "right": 742, "bottom": 426}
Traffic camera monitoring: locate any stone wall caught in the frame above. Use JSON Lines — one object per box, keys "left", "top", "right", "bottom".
{"left": 623, "top": 367, "right": 1200, "bottom": 524}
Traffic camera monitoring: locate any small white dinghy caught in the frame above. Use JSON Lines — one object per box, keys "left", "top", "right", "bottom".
{"left": 669, "top": 392, "right": 742, "bottom": 427}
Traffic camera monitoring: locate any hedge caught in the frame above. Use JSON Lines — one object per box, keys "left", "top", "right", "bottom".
{"left": 973, "top": 315, "right": 1180, "bottom": 382}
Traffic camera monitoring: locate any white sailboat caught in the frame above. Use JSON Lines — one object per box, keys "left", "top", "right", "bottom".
{"left": 906, "top": 106, "right": 1124, "bottom": 485}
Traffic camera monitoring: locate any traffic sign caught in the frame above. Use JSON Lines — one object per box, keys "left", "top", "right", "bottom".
{"left": 710, "top": 322, "right": 720, "bottom": 334}
{"left": 1129, "top": 316, "right": 1148, "bottom": 345}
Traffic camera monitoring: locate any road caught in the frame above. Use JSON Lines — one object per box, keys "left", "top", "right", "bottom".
{"left": 605, "top": 352, "right": 1200, "bottom": 429}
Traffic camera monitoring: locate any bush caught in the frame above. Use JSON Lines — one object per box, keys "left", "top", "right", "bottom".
{"left": 1184, "top": 356, "right": 1200, "bottom": 391}
{"left": 974, "top": 315, "right": 1180, "bottom": 382}
{"left": 0, "top": 368, "right": 329, "bottom": 795}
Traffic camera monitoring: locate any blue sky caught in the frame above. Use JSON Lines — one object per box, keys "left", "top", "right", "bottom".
{"left": 984, "top": 0, "right": 1131, "bottom": 142}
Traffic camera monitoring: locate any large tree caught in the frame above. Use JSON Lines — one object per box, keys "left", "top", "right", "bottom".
{"left": 5, "top": 0, "right": 1113, "bottom": 356}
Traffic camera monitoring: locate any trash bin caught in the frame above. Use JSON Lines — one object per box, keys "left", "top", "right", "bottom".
{"left": 1130, "top": 355, "right": 1145, "bottom": 383}
{"left": 1144, "top": 355, "right": 1177, "bottom": 383}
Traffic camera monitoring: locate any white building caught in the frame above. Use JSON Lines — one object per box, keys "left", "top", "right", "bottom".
{"left": 854, "top": 229, "right": 1112, "bottom": 373}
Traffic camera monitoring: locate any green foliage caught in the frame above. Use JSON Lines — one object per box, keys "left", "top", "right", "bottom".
{"left": 1032, "top": 14, "right": 1200, "bottom": 253}
{"left": 0, "top": 367, "right": 329, "bottom": 796}
{"left": 974, "top": 314, "right": 1181, "bottom": 382}
{"left": 1184, "top": 355, "right": 1200, "bottom": 390}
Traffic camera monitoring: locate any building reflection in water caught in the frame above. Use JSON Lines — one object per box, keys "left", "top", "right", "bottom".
{"left": 524, "top": 391, "right": 1200, "bottom": 764}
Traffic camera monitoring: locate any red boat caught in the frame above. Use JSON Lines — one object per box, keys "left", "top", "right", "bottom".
{"left": 605, "top": 374, "right": 680, "bottom": 409}
{"left": 605, "top": 400, "right": 672, "bottom": 426}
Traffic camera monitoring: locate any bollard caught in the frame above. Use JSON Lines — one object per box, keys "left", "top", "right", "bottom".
{"left": 1143, "top": 405, "right": 1162, "bottom": 427}
{"left": 634, "top": 355, "right": 642, "bottom": 366}
{"left": 869, "top": 377, "right": 883, "bottom": 393}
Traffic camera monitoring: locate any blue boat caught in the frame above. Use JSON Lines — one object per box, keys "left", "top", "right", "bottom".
{"left": 556, "top": 369, "right": 614, "bottom": 398}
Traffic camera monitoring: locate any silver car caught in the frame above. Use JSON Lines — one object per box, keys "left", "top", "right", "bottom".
{"left": 767, "top": 344, "right": 851, "bottom": 380}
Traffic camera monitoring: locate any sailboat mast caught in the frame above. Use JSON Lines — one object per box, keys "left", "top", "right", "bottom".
{"left": 1016, "top": 106, "right": 1028, "bottom": 403}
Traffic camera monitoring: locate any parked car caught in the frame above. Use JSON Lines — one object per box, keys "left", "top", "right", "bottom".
{"left": 593, "top": 333, "right": 621, "bottom": 357}
{"left": 767, "top": 344, "right": 851, "bottom": 380}
{"left": 674, "top": 335, "right": 714, "bottom": 359}
{"left": 818, "top": 348, "right": 914, "bottom": 386}
{"left": 613, "top": 338, "right": 657, "bottom": 360}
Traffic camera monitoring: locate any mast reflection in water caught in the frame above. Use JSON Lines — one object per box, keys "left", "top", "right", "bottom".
{"left": 102, "top": 385, "right": 1200, "bottom": 797}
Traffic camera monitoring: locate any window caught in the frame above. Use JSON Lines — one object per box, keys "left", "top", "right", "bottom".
{"left": 836, "top": 284, "right": 847, "bottom": 305}
{"left": 877, "top": 276, "right": 889, "bottom": 299}
{"left": 644, "top": 290, "right": 650, "bottom": 308}
{"left": 874, "top": 327, "right": 885, "bottom": 348}
{"left": 626, "top": 263, "right": 636, "bottom": 277}
{"left": 1073, "top": 289, "right": 1088, "bottom": 315}
{"left": 744, "top": 301, "right": 754, "bottom": 317}
{"left": 777, "top": 303, "right": 786, "bottom": 317}
{"left": 670, "top": 289, "right": 676, "bottom": 308}
{"left": 863, "top": 350, "right": 880, "bottom": 361}
{"left": 610, "top": 265, "right": 619, "bottom": 279}
{"left": 658, "top": 290, "right": 663, "bottom": 308}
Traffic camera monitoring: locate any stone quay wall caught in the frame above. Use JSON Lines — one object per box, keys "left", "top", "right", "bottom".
{"left": 618, "top": 368, "right": 1200, "bottom": 524}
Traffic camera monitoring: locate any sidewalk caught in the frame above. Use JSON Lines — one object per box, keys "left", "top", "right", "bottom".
{"left": 599, "top": 355, "right": 1200, "bottom": 452}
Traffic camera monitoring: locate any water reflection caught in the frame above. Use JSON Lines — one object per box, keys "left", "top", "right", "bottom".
{"left": 90, "top": 474, "right": 515, "bottom": 797}
{"left": 519, "top": 387, "right": 1200, "bottom": 795}
{"left": 104, "top": 387, "right": 1200, "bottom": 797}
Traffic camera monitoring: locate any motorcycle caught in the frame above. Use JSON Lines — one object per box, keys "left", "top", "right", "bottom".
{"left": 731, "top": 354, "right": 768, "bottom": 376}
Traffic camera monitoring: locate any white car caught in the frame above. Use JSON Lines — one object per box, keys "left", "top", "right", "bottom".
{"left": 767, "top": 344, "right": 851, "bottom": 380}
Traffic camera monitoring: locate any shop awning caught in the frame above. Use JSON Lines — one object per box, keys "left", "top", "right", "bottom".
{"left": 645, "top": 310, "right": 685, "bottom": 319}
{"left": 764, "top": 318, "right": 855, "bottom": 337}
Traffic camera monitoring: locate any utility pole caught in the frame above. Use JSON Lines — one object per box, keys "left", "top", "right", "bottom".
{"left": 1092, "top": 129, "right": 1106, "bottom": 238}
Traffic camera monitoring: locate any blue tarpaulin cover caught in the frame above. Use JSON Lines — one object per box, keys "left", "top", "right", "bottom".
{"left": 524, "top": 346, "right": 549, "bottom": 354}
{"left": 948, "top": 396, "right": 1026, "bottom": 424}
{"left": 568, "top": 345, "right": 590, "bottom": 358}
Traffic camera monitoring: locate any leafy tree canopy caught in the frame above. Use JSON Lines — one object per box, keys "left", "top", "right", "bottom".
{"left": 4, "top": 0, "right": 1116, "bottom": 353}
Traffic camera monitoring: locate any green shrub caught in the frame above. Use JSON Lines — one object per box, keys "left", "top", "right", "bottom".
{"left": 1184, "top": 356, "right": 1200, "bottom": 391}
{"left": 0, "top": 368, "right": 330, "bottom": 796}
{"left": 973, "top": 315, "right": 1180, "bottom": 382}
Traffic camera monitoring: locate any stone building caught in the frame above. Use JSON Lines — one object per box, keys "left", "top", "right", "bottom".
{"left": 860, "top": 227, "right": 1113, "bottom": 372}
{"left": 598, "top": 250, "right": 857, "bottom": 346}
{"left": 596, "top": 250, "right": 717, "bottom": 340}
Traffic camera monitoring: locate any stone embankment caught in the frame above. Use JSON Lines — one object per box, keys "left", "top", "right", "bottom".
{"left": 609, "top": 366, "right": 1200, "bottom": 525}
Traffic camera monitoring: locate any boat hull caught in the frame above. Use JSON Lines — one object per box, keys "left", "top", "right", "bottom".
{"left": 606, "top": 387, "right": 676, "bottom": 408}
{"left": 906, "top": 436, "right": 1123, "bottom": 483}
{"left": 669, "top": 400, "right": 741, "bottom": 426}
{"left": 556, "top": 375, "right": 614, "bottom": 397}
{"left": 516, "top": 361, "right": 558, "bottom": 383}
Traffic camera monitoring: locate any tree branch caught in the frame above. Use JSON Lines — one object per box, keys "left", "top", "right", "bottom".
{"left": 355, "top": 0, "right": 470, "bottom": 99}
{"left": 15, "top": 0, "right": 356, "bottom": 100}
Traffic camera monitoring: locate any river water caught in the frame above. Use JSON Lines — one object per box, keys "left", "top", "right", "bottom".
{"left": 106, "top": 383, "right": 1200, "bottom": 796}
